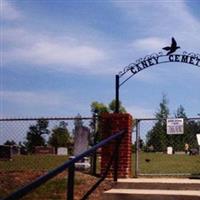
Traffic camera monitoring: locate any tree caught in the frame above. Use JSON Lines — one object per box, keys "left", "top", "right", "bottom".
{"left": 25, "top": 119, "right": 50, "bottom": 153}
{"left": 48, "top": 121, "right": 71, "bottom": 150}
{"left": 90, "top": 100, "right": 127, "bottom": 145}
{"left": 172, "top": 105, "right": 187, "bottom": 151}
{"left": 91, "top": 101, "right": 109, "bottom": 115}
{"left": 184, "top": 120, "right": 200, "bottom": 149}
{"left": 173, "top": 105, "right": 199, "bottom": 150}
{"left": 175, "top": 105, "right": 187, "bottom": 119}
{"left": 91, "top": 99, "right": 126, "bottom": 115}
{"left": 108, "top": 99, "right": 126, "bottom": 113}
{"left": 146, "top": 95, "right": 169, "bottom": 151}
{"left": 147, "top": 98, "right": 200, "bottom": 152}
{"left": 4, "top": 140, "right": 16, "bottom": 146}
{"left": 155, "top": 94, "right": 169, "bottom": 124}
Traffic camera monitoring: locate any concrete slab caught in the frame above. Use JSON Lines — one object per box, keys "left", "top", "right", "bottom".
{"left": 105, "top": 189, "right": 200, "bottom": 195}
{"left": 115, "top": 178, "right": 200, "bottom": 190}
{"left": 117, "top": 178, "right": 200, "bottom": 184}
{"left": 103, "top": 189, "right": 200, "bottom": 200}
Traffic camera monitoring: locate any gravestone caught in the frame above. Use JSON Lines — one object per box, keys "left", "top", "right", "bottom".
{"left": 189, "top": 148, "right": 198, "bottom": 155}
{"left": 0, "top": 145, "right": 12, "bottom": 160}
{"left": 34, "top": 146, "right": 55, "bottom": 154}
{"left": 73, "top": 118, "right": 91, "bottom": 170}
{"left": 167, "top": 146, "right": 173, "bottom": 155}
{"left": 57, "top": 147, "right": 68, "bottom": 156}
{"left": 74, "top": 126, "right": 90, "bottom": 156}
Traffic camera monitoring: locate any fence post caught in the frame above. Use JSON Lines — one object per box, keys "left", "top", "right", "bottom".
{"left": 92, "top": 113, "right": 98, "bottom": 176}
{"left": 67, "top": 163, "right": 75, "bottom": 200}
{"left": 135, "top": 119, "right": 140, "bottom": 178}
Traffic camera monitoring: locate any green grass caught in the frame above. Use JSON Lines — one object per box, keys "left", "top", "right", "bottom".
{"left": 0, "top": 153, "right": 199, "bottom": 176}
{"left": 0, "top": 155, "right": 68, "bottom": 171}
{"left": 1, "top": 153, "right": 199, "bottom": 175}
{"left": 132, "top": 152, "right": 200, "bottom": 175}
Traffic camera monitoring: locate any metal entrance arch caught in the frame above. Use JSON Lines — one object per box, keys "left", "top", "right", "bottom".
{"left": 115, "top": 38, "right": 200, "bottom": 113}
{"left": 115, "top": 38, "right": 200, "bottom": 177}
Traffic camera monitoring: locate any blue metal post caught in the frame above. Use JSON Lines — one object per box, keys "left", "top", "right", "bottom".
{"left": 67, "top": 163, "right": 75, "bottom": 200}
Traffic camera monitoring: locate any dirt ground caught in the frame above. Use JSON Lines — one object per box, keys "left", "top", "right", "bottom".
{"left": 0, "top": 171, "right": 114, "bottom": 200}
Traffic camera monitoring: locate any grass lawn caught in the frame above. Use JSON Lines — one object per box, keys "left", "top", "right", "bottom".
{"left": 0, "top": 153, "right": 199, "bottom": 199}
{"left": 1, "top": 153, "right": 199, "bottom": 175}
{"left": 0, "top": 154, "right": 68, "bottom": 171}
{"left": 132, "top": 152, "right": 200, "bottom": 176}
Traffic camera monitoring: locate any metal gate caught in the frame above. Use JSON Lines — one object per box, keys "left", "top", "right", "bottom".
{"left": 134, "top": 117, "right": 200, "bottom": 177}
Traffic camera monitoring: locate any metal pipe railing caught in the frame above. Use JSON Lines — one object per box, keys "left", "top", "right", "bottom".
{"left": 3, "top": 130, "right": 125, "bottom": 200}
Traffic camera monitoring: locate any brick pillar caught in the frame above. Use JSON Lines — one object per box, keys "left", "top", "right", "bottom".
{"left": 100, "top": 113, "right": 132, "bottom": 178}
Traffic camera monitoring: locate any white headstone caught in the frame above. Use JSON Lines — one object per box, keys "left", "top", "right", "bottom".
{"left": 57, "top": 147, "right": 68, "bottom": 155}
{"left": 167, "top": 146, "right": 173, "bottom": 155}
{"left": 196, "top": 134, "right": 200, "bottom": 146}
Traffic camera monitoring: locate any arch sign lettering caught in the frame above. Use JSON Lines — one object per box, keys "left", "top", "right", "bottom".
{"left": 115, "top": 38, "right": 200, "bottom": 113}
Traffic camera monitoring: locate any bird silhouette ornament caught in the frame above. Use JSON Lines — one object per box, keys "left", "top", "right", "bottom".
{"left": 163, "top": 37, "right": 180, "bottom": 55}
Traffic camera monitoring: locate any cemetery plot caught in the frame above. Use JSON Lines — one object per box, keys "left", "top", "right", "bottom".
{"left": 135, "top": 118, "right": 200, "bottom": 176}
{"left": 133, "top": 152, "right": 200, "bottom": 176}
{"left": 0, "top": 117, "right": 93, "bottom": 171}
{"left": 0, "top": 117, "right": 97, "bottom": 199}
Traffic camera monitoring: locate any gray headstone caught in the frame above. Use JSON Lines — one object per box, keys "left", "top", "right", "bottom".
{"left": 0, "top": 145, "right": 12, "bottom": 160}
{"left": 74, "top": 126, "right": 90, "bottom": 156}
{"left": 57, "top": 147, "right": 68, "bottom": 155}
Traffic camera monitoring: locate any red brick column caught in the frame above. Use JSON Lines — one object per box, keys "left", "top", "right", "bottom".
{"left": 100, "top": 113, "right": 132, "bottom": 178}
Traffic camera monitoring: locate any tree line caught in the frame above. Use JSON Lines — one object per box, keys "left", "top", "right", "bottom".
{"left": 4, "top": 97, "right": 199, "bottom": 154}
{"left": 4, "top": 99, "right": 125, "bottom": 154}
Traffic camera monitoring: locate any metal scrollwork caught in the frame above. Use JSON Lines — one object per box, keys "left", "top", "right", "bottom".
{"left": 118, "top": 51, "right": 163, "bottom": 76}
{"left": 118, "top": 51, "right": 200, "bottom": 77}
{"left": 115, "top": 37, "right": 199, "bottom": 114}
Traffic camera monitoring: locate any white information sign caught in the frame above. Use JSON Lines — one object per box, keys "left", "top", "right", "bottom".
{"left": 196, "top": 134, "right": 200, "bottom": 146}
{"left": 167, "top": 118, "right": 184, "bottom": 135}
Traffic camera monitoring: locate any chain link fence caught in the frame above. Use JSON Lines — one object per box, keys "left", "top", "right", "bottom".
{"left": 134, "top": 117, "right": 200, "bottom": 177}
{"left": 0, "top": 116, "right": 96, "bottom": 171}
{"left": 0, "top": 116, "right": 103, "bottom": 199}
